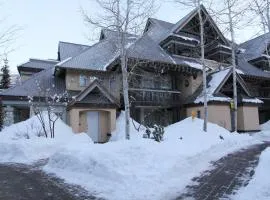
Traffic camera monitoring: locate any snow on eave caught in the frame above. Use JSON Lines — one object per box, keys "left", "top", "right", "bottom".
{"left": 103, "top": 52, "right": 120, "bottom": 71}
{"left": 261, "top": 54, "right": 270, "bottom": 59}
{"left": 183, "top": 60, "right": 203, "bottom": 70}
{"left": 194, "top": 96, "right": 231, "bottom": 104}
{"left": 217, "top": 44, "right": 232, "bottom": 50}
{"left": 55, "top": 57, "right": 72, "bottom": 67}
{"left": 242, "top": 98, "right": 263, "bottom": 104}
{"left": 236, "top": 69, "right": 245, "bottom": 75}
{"left": 171, "top": 33, "right": 200, "bottom": 43}
{"left": 238, "top": 48, "right": 246, "bottom": 53}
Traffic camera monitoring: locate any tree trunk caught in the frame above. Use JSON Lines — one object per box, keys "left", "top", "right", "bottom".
{"left": 198, "top": 5, "right": 208, "bottom": 132}
{"left": 227, "top": 0, "right": 238, "bottom": 132}
{"left": 121, "top": 54, "right": 131, "bottom": 140}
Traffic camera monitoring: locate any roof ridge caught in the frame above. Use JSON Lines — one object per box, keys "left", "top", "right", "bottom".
{"left": 149, "top": 18, "right": 174, "bottom": 25}
{"left": 59, "top": 41, "right": 91, "bottom": 47}
{"left": 29, "top": 58, "right": 59, "bottom": 63}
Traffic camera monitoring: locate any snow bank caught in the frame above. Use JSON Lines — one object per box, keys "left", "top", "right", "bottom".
{"left": 44, "top": 117, "right": 260, "bottom": 200}
{"left": 261, "top": 120, "right": 270, "bottom": 131}
{"left": 232, "top": 147, "right": 270, "bottom": 200}
{"left": 109, "top": 111, "right": 145, "bottom": 141}
{"left": 0, "top": 114, "right": 92, "bottom": 163}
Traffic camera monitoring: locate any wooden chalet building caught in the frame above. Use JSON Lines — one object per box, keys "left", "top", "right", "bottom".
{"left": 1, "top": 5, "right": 269, "bottom": 142}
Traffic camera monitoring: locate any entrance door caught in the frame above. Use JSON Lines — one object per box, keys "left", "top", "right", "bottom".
{"left": 87, "top": 111, "right": 100, "bottom": 142}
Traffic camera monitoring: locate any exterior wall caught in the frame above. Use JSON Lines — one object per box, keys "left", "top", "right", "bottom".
{"left": 68, "top": 108, "right": 116, "bottom": 143}
{"left": 65, "top": 69, "right": 121, "bottom": 101}
{"left": 186, "top": 104, "right": 232, "bottom": 131}
{"left": 238, "top": 106, "right": 260, "bottom": 131}
{"left": 20, "top": 71, "right": 33, "bottom": 81}
{"left": 179, "top": 73, "right": 203, "bottom": 97}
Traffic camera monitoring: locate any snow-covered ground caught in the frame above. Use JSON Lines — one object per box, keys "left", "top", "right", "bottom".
{"left": 0, "top": 113, "right": 266, "bottom": 200}
{"left": 0, "top": 114, "right": 92, "bottom": 163}
{"left": 232, "top": 147, "right": 270, "bottom": 200}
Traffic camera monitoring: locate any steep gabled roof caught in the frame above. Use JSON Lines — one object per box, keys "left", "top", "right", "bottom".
{"left": 69, "top": 79, "right": 119, "bottom": 107}
{"left": 190, "top": 67, "right": 262, "bottom": 104}
{"left": 194, "top": 68, "right": 232, "bottom": 103}
{"left": 239, "top": 32, "right": 270, "bottom": 62}
{"left": 56, "top": 6, "right": 230, "bottom": 73}
{"left": 57, "top": 39, "right": 120, "bottom": 71}
{"left": 58, "top": 41, "right": 91, "bottom": 61}
{"left": 237, "top": 33, "right": 270, "bottom": 79}
{"left": 162, "top": 5, "right": 229, "bottom": 46}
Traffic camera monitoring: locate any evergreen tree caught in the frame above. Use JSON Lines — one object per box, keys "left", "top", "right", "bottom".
{"left": 0, "top": 58, "right": 11, "bottom": 89}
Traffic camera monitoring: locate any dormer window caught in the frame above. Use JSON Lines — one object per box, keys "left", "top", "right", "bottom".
{"left": 79, "top": 74, "right": 88, "bottom": 87}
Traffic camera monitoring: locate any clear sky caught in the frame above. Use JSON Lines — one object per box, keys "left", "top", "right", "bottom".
{"left": 0, "top": 0, "right": 260, "bottom": 73}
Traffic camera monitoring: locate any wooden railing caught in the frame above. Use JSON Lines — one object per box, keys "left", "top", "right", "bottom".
{"left": 129, "top": 88, "right": 182, "bottom": 106}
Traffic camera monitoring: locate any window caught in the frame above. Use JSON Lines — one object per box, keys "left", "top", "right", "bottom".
{"left": 197, "top": 111, "right": 201, "bottom": 119}
{"left": 184, "top": 79, "right": 189, "bottom": 87}
{"left": 110, "top": 77, "right": 116, "bottom": 90}
{"left": 79, "top": 74, "right": 88, "bottom": 87}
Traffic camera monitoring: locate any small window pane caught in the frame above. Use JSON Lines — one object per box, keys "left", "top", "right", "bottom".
{"left": 80, "top": 75, "right": 88, "bottom": 87}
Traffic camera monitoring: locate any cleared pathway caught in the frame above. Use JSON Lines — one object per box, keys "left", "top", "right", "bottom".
{"left": 0, "top": 161, "right": 101, "bottom": 200}
{"left": 174, "top": 141, "right": 270, "bottom": 200}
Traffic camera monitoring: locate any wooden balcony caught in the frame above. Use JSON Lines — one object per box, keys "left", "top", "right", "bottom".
{"left": 129, "top": 88, "right": 182, "bottom": 107}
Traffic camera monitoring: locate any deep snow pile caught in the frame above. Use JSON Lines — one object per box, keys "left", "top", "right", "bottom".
{"left": 252, "top": 121, "right": 270, "bottom": 141}
{"left": 44, "top": 116, "right": 260, "bottom": 200}
{"left": 232, "top": 147, "right": 270, "bottom": 200}
{"left": 109, "top": 111, "right": 146, "bottom": 141}
{"left": 261, "top": 120, "right": 270, "bottom": 131}
{"left": 0, "top": 114, "right": 92, "bottom": 163}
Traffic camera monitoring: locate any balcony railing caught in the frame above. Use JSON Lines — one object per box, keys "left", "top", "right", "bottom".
{"left": 205, "top": 41, "right": 232, "bottom": 55}
{"left": 129, "top": 88, "right": 182, "bottom": 107}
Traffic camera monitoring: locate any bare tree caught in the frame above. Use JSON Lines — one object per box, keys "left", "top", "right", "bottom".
{"left": 174, "top": 0, "right": 209, "bottom": 132}
{"left": 226, "top": 0, "right": 238, "bottom": 132}
{"left": 214, "top": 0, "right": 247, "bottom": 132}
{"left": 249, "top": 0, "right": 270, "bottom": 70}
{"left": 82, "top": 0, "right": 156, "bottom": 139}
{"left": 28, "top": 79, "right": 69, "bottom": 138}
{"left": 250, "top": 0, "right": 270, "bottom": 33}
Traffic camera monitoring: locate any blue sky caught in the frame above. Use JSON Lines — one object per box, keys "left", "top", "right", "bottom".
{"left": 1, "top": 0, "right": 259, "bottom": 73}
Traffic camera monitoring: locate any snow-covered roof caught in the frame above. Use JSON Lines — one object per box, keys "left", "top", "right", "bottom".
{"left": 58, "top": 41, "right": 91, "bottom": 61}
{"left": 191, "top": 67, "right": 263, "bottom": 104}
{"left": 2, "top": 66, "right": 65, "bottom": 99}
{"left": 18, "top": 58, "right": 59, "bottom": 72}
{"left": 194, "top": 68, "right": 232, "bottom": 103}
{"left": 237, "top": 57, "right": 270, "bottom": 79}
{"left": 237, "top": 33, "right": 270, "bottom": 79}
{"left": 239, "top": 33, "right": 270, "bottom": 62}
{"left": 57, "top": 39, "right": 121, "bottom": 71}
